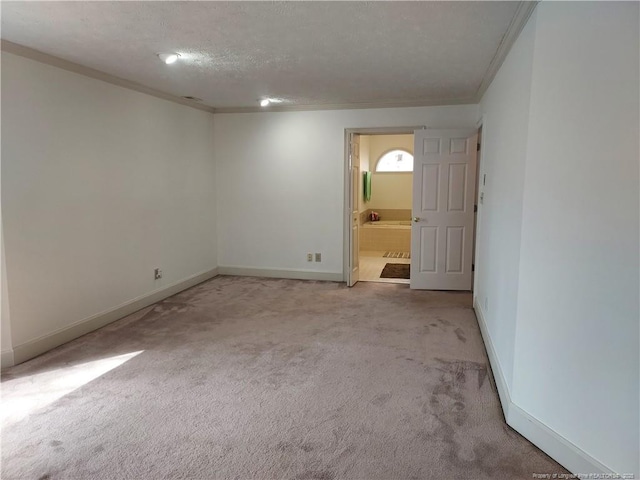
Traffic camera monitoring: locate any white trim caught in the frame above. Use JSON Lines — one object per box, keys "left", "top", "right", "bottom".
{"left": 10, "top": 268, "right": 219, "bottom": 366}
{"left": 473, "top": 296, "right": 512, "bottom": 417}
{"left": 475, "top": 1, "right": 539, "bottom": 100}
{"left": 214, "top": 98, "right": 476, "bottom": 114}
{"left": 1, "top": 349, "right": 15, "bottom": 369}
{"left": 1, "top": 41, "right": 216, "bottom": 114}
{"left": 508, "top": 401, "right": 613, "bottom": 475}
{"left": 473, "top": 296, "right": 615, "bottom": 476}
{"left": 218, "top": 266, "right": 342, "bottom": 282}
{"left": 345, "top": 127, "right": 425, "bottom": 136}
{"left": 344, "top": 130, "right": 352, "bottom": 285}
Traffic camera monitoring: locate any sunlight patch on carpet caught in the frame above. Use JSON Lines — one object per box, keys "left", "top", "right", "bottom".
{"left": 2, "top": 351, "right": 143, "bottom": 427}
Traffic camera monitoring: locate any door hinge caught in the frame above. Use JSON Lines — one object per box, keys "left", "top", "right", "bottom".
{"left": 477, "top": 143, "right": 481, "bottom": 151}
{"left": 474, "top": 204, "right": 478, "bottom": 213}
{"left": 472, "top": 264, "right": 475, "bottom": 272}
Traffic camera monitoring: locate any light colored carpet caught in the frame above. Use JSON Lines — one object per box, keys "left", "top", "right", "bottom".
{"left": 1, "top": 276, "right": 566, "bottom": 480}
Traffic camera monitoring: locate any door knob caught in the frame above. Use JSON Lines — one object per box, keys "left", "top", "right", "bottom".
{"left": 413, "top": 217, "right": 420, "bottom": 222}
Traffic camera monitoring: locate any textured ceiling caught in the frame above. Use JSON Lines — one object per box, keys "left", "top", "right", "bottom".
{"left": 1, "top": 1, "right": 522, "bottom": 110}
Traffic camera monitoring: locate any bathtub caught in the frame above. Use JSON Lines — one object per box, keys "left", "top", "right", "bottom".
{"left": 360, "top": 220, "right": 411, "bottom": 252}
{"left": 363, "top": 220, "right": 411, "bottom": 227}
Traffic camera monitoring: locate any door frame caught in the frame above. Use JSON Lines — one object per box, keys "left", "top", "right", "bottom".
{"left": 472, "top": 115, "right": 485, "bottom": 293}
{"left": 343, "top": 126, "right": 425, "bottom": 285}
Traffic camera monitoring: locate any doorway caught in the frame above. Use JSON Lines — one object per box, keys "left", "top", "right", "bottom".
{"left": 345, "top": 126, "right": 480, "bottom": 290}
{"left": 344, "top": 127, "right": 421, "bottom": 287}
{"left": 358, "top": 133, "right": 414, "bottom": 285}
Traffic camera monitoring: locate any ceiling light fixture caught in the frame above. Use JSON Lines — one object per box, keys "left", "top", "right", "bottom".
{"left": 158, "top": 53, "right": 180, "bottom": 65}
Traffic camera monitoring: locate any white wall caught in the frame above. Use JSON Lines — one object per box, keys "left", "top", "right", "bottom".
{"left": 367, "top": 134, "right": 413, "bottom": 211}
{"left": 475, "top": 10, "right": 537, "bottom": 390}
{"left": 213, "top": 105, "right": 478, "bottom": 277}
{"left": 514, "top": 2, "right": 639, "bottom": 474}
{"left": 2, "top": 53, "right": 217, "bottom": 360}
{"left": 476, "top": 2, "right": 639, "bottom": 475}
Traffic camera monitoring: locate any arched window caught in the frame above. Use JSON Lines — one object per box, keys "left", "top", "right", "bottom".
{"left": 375, "top": 149, "right": 414, "bottom": 172}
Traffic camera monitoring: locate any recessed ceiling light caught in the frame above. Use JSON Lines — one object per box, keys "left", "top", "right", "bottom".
{"left": 158, "top": 53, "right": 180, "bottom": 65}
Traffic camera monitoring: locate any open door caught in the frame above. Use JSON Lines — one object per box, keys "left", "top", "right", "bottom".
{"left": 410, "top": 129, "right": 478, "bottom": 290}
{"left": 347, "top": 134, "right": 360, "bottom": 287}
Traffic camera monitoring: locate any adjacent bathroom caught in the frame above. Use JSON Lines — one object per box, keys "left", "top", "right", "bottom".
{"left": 357, "top": 134, "right": 413, "bottom": 284}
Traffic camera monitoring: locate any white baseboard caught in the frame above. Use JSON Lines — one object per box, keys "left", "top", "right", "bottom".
{"left": 473, "top": 297, "right": 614, "bottom": 476}
{"left": 507, "top": 399, "right": 613, "bottom": 475}
{"left": 473, "top": 296, "right": 512, "bottom": 418}
{"left": 10, "top": 268, "right": 219, "bottom": 367}
{"left": 218, "top": 266, "right": 343, "bottom": 282}
{"left": 1, "top": 348, "right": 15, "bottom": 369}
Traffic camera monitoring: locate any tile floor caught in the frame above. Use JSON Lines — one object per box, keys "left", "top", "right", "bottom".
{"left": 359, "top": 250, "right": 411, "bottom": 284}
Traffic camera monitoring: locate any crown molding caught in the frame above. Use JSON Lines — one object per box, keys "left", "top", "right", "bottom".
{"left": 213, "top": 97, "right": 477, "bottom": 114}
{"left": 474, "top": 1, "right": 539, "bottom": 102}
{"left": 1, "top": 40, "right": 216, "bottom": 114}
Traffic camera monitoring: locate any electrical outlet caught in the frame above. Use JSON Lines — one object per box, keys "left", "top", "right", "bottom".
{"left": 154, "top": 268, "right": 162, "bottom": 280}
{"left": 307, "top": 253, "right": 313, "bottom": 262}
{"left": 315, "top": 253, "right": 321, "bottom": 262}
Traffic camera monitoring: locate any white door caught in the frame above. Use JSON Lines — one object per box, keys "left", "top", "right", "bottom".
{"left": 410, "top": 129, "right": 478, "bottom": 290}
{"left": 348, "top": 134, "right": 360, "bottom": 287}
